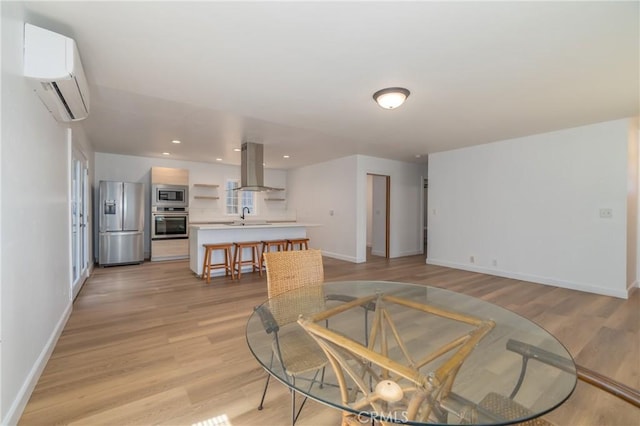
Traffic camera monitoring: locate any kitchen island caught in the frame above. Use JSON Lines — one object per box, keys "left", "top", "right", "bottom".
{"left": 189, "top": 222, "right": 318, "bottom": 277}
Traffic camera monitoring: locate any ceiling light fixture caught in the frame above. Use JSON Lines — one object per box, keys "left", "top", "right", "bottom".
{"left": 283, "top": 155, "right": 290, "bottom": 159}
{"left": 162, "top": 152, "right": 170, "bottom": 156}
{"left": 373, "top": 87, "right": 410, "bottom": 109}
{"left": 171, "top": 140, "right": 181, "bottom": 144}
{"left": 216, "top": 158, "right": 222, "bottom": 161}
{"left": 234, "top": 148, "right": 241, "bottom": 152}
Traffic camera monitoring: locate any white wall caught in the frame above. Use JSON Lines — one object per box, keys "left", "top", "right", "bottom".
{"left": 288, "top": 155, "right": 425, "bottom": 263}
{"left": 94, "top": 153, "right": 290, "bottom": 258}
{"left": 288, "top": 156, "right": 359, "bottom": 261}
{"left": 1, "top": 4, "right": 94, "bottom": 423}
{"left": 428, "top": 119, "right": 633, "bottom": 298}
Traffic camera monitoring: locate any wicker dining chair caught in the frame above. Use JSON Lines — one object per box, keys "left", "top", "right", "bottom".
{"left": 256, "top": 249, "right": 328, "bottom": 425}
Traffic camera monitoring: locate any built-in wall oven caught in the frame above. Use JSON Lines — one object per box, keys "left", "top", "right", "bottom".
{"left": 151, "top": 207, "right": 189, "bottom": 239}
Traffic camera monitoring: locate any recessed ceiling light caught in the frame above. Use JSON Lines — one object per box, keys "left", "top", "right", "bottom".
{"left": 415, "top": 154, "right": 422, "bottom": 158}
{"left": 171, "top": 140, "right": 181, "bottom": 144}
{"left": 162, "top": 152, "right": 170, "bottom": 156}
{"left": 283, "top": 155, "right": 290, "bottom": 159}
{"left": 216, "top": 158, "right": 223, "bottom": 161}
{"left": 233, "top": 148, "right": 241, "bottom": 152}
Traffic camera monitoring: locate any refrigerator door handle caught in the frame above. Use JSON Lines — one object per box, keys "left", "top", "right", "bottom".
{"left": 101, "top": 230, "right": 141, "bottom": 236}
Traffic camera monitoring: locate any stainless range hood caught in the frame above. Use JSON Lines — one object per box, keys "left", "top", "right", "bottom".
{"left": 236, "top": 142, "right": 282, "bottom": 192}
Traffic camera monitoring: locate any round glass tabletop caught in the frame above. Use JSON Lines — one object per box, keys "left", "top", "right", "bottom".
{"left": 246, "top": 281, "right": 576, "bottom": 425}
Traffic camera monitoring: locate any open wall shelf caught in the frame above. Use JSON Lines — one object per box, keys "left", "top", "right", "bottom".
{"left": 193, "top": 184, "right": 220, "bottom": 188}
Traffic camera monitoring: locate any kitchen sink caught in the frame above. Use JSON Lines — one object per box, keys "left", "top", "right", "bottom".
{"left": 225, "top": 220, "right": 270, "bottom": 226}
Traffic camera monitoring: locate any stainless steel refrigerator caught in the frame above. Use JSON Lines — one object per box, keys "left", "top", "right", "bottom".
{"left": 98, "top": 181, "right": 144, "bottom": 265}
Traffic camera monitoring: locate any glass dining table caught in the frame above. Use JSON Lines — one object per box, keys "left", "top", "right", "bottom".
{"left": 246, "top": 281, "right": 576, "bottom": 425}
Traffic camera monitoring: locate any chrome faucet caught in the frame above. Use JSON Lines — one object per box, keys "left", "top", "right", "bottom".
{"left": 241, "top": 207, "right": 250, "bottom": 220}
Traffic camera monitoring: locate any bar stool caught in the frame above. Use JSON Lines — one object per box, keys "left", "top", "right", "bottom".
{"left": 261, "top": 239, "right": 289, "bottom": 270}
{"left": 233, "top": 241, "right": 262, "bottom": 279}
{"left": 261, "top": 239, "right": 288, "bottom": 254}
{"left": 287, "top": 238, "right": 310, "bottom": 251}
{"left": 202, "top": 243, "right": 235, "bottom": 283}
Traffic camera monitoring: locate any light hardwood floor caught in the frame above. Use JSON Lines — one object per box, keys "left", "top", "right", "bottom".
{"left": 19, "top": 255, "right": 639, "bottom": 425}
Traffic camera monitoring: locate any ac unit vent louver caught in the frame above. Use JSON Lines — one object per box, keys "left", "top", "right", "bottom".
{"left": 23, "top": 23, "right": 90, "bottom": 122}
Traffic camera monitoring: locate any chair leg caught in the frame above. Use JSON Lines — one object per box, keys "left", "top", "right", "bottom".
{"left": 320, "top": 366, "right": 326, "bottom": 389}
{"left": 202, "top": 247, "right": 211, "bottom": 283}
{"left": 235, "top": 245, "right": 242, "bottom": 279}
{"left": 258, "top": 373, "right": 270, "bottom": 410}
{"left": 254, "top": 246, "right": 262, "bottom": 276}
{"left": 291, "top": 377, "right": 310, "bottom": 426}
{"left": 227, "top": 247, "right": 235, "bottom": 280}
{"left": 258, "top": 356, "right": 321, "bottom": 424}
{"left": 291, "top": 385, "right": 296, "bottom": 425}
{"left": 258, "top": 352, "right": 274, "bottom": 410}
{"left": 291, "top": 369, "right": 321, "bottom": 425}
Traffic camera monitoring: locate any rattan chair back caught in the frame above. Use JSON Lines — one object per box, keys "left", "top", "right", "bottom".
{"left": 263, "top": 249, "right": 324, "bottom": 298}
{"left": 263, "top": 249, "right": 325, "bottom": 326}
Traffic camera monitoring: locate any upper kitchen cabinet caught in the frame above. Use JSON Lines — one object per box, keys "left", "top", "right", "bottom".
{"left": 151, "top": 167, "right": 189, "bottom": 185}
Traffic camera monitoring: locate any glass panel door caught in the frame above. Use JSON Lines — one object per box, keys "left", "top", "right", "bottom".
{"left": 71, "top": 147, "right": 89, "bottom": 298}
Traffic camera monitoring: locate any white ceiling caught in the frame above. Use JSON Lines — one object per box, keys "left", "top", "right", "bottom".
{"left": 22, "top": 1, "right": 639, "bottom": 169}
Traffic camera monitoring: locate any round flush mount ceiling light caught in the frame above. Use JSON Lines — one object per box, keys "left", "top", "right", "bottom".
{"left": 373, "top": 87, "right": 410, "bottom": 109}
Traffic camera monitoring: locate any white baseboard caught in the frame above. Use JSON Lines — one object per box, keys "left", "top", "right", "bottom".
{"left": 3, "top": 301, "right": 73, "bottom": 426}
{"left": 426, "top": 258, "right": 630, "bottom": 299}
{"left": 396, "top": 249, "right": 423, "bottom": 257}
{"left": 321, "top": 250, "right": 360, "bottom": 263}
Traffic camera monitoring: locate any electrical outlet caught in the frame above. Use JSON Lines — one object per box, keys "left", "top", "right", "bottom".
{"left": 599, "top": 208, "right": 613, "bottom": 219}
{"left": 492, "top": 259, "right": 498, "bottom": 267}
{"left": 470, "top": 256, "right": 475, "bottom": 263}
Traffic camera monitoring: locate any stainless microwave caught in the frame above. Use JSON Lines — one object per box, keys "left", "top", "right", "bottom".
{"left": 152, "top": 184, "right": 188, "bottom": 208}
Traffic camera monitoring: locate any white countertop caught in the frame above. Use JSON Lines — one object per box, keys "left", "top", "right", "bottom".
{"left": 190, "top": 222, "right": 319, "bottom": 231}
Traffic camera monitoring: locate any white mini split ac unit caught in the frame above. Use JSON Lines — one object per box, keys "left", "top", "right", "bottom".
{"left": 23, "top": 23, "right": 90, "bottom": 122}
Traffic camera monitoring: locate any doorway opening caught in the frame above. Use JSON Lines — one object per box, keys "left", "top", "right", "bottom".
{"left": 366, "top": 174, "right": 390, "bottom": 260}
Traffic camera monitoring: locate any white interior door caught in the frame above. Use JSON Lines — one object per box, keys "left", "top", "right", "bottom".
{"left": 71, "top": 147, "right": 89, "bottom": 298}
